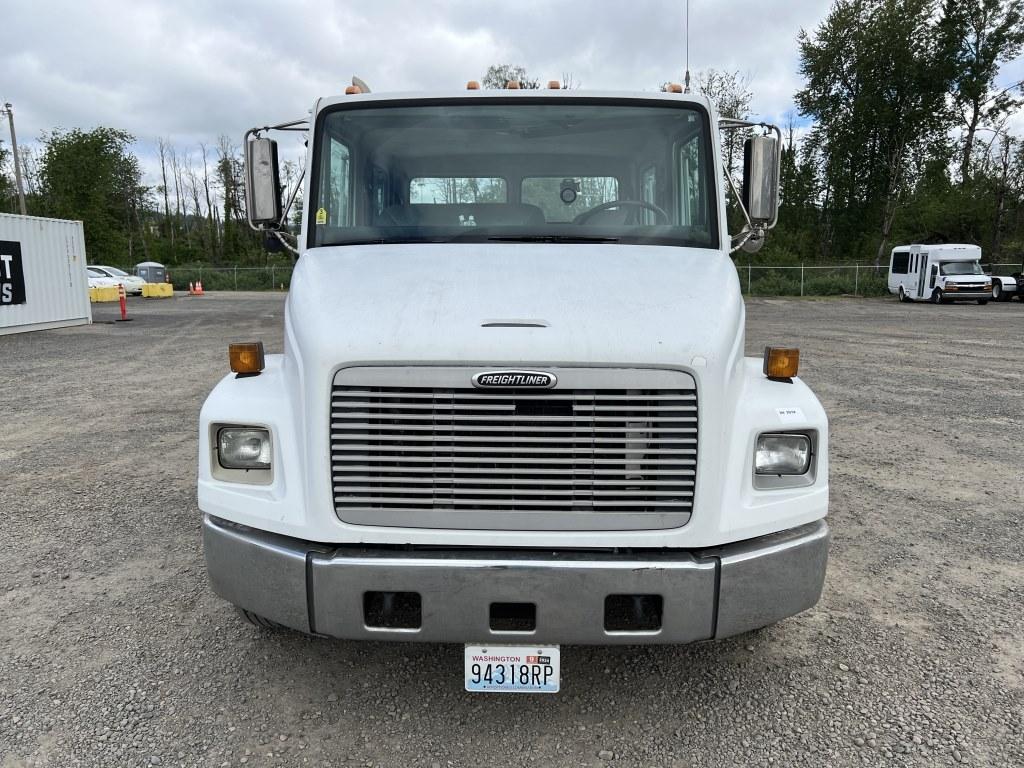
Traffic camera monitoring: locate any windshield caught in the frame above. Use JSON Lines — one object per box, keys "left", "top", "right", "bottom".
{"left": 940, "top": 261, "right": 983, "bottom": 276}
{"left": 102, "top": 266, "right": 129, "bottom": 277}
{"left": 310, "top": 99, "right": 718, "bottom": 249}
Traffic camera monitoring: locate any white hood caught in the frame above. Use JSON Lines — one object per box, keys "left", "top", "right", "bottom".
{"left": 287, "top": 243, "right": 744, "bottom": 370}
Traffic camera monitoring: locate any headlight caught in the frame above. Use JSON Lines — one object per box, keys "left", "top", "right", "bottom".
{"left": 755, "top": 433, "right": 811, "bottom": 475}
{"left": 217, "top": 427, "right": 271, "bottom": 469}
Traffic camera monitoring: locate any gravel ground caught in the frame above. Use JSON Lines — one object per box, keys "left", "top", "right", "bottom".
{"left": 1, "top": 292, "right": 1022, "bottom": 768}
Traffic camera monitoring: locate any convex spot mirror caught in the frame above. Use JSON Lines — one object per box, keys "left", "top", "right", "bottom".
{"left": 741, "top": 135, "right": 779, "bottom": 225}
{"left": 245, "top": 137, "right": 283, "bottom": 226}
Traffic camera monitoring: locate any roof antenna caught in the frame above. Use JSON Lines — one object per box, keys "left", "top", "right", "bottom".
{"left": 683, "top": 0, "right": 691, "bottom": 93}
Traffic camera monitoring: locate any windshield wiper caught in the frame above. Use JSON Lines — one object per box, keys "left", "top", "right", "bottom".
{"left": 484, "top": 235, "right": 621, "bottom": 243}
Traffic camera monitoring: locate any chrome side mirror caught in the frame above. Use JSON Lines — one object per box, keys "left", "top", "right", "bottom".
{"left": 741, "top": 135, "right": 779, "bottom": 225}
{"left": 245, "top": 137, "right": 282, "bottom": 226}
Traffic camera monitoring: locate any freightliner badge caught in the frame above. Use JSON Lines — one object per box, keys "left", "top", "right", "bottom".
{"left": 472, "top": 370, "right": 557, "bottom": 389}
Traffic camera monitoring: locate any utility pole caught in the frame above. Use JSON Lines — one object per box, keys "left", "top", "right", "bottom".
{"left": 2, "top": 102, "right": 27, "bottom": 215}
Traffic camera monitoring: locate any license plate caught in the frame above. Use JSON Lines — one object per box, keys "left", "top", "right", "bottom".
{"left": 464, "top": 644, "right": 560, "bottom": 693}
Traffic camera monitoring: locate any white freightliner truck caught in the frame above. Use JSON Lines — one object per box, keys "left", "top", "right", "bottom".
{"left": 199, "top": 81, "right": 829, "bottom": 693}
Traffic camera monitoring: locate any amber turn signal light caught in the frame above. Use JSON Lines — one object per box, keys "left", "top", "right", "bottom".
{"left": 763, "top": 346, "right": 799, "bottom": 379}
{"left": 229, "top": 342, "right": 265, "bottom": 375}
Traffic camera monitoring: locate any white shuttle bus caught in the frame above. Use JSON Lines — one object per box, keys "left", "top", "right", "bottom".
{"left": 888, "top": 244, "right": 991, "bottom": 304}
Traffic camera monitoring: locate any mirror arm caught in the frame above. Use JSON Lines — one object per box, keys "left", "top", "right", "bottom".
{"left": 280, "top": 167, "right": 305, "bottom": 229}
{"left": 270, "top": 229, "right": 300, "bottom": 257}
{"left": 725, "top": 171, "right": 760, "bottom": 254}
{"left": 248, "top": 118, "right": 310, "bottom": 134}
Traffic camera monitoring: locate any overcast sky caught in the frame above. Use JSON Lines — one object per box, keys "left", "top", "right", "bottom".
{"left": 2, "top": 0, "right": 1022, "bottom": 180}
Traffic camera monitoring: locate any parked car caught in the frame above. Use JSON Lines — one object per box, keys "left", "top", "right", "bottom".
{"left": 986, "top": 271, "right": 1018, "bottom": 301}
{"left": 85, "top": 266, "right": 120, "bottom": 290}
{"left": 89, "top": 265, "right": 146, "bottom": 295}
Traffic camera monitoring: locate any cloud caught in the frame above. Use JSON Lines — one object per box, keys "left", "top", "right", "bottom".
{"left": 2, "top": 0, "right": 1021, "bottom": 188}
{"left": 1, "top": 1, "right": 825, "bottom": 143}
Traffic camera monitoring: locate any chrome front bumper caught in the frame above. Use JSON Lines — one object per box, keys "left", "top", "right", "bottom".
{"left": 943, "top": 290, "right": 991, "bottom": 299}
{"left": 203, "top": 515, "right": 829, "bottom": 644}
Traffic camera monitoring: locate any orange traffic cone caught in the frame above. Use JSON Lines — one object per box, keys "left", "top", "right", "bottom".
{"left": 195, "top": 280, "right": 205, "bottom": 296}
{"left": 188, "top": 281, "right": 195, "bottom": 295}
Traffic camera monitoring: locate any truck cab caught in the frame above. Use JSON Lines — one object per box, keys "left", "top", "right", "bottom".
{"left": 199, "top": 85, "right": 829, "bottom": 680}
{"left": 888, "top": 244, "right": 992, "bottom": 304}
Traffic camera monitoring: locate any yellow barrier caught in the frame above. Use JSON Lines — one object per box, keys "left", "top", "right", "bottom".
{"left": 142, "top": 283, "right": 174, "bottom": 298}
{"left": 89, "top": 286, "right": 120, "bottom": 303}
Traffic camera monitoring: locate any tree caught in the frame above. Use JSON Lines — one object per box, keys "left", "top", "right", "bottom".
{"left": 157, "top": 138, "right": 174, "bottom": 246}
{"left": 693, "top": 69, "right": 753, "bottom": 184}
{"left": 773, "top": 116, "right": 822, "bottom": 258}
{"left": 37, "top": 127, "right": 147, "bottom": 263}
{"left": 199, "top": 143, "right": 217, "bottom": 256}
{"left": 0, "top": 139, "right": 13, "bottom": 213}
{"left": 482, "top": 64, "right": 539, "bottom": 89}
{"left": 216, "top": 136, "right": 258, "bottom": 262}
{"left": 796, "top": 0, "right": 957, "bottom": 263}
{"left": 942, "top": 0, "right": 1024, "bottom": 183}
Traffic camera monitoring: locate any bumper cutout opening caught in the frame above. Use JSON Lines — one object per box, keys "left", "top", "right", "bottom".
{"left": 490, "top": 602, "right": 537, "bottom": 632}
{"left": 363, "top": 591, "right": 421, "bottom": 629}
{"left": 604, "top": 594, "right": 663, "bottom": 632}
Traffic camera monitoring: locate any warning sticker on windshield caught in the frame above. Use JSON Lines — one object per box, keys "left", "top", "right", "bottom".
{"left": 315, "top": 207, "right": 327, "bottom": 225}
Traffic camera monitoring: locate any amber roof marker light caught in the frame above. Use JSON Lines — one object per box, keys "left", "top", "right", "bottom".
{"left": 229, "top": 342, "right": 266, "bottom": 376}
{"left": 763, "top": 347, "right": 800, "bottom": 381}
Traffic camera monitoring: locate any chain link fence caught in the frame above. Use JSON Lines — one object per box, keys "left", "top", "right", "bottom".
{"left": 167, "top": 264, "right": 295, "bottom": 291}
{"left": 735, "top": 263, "right": 1022, "bottom": 296}
{"left": 161, "top": 261, "right": 1022, "bottom": 296}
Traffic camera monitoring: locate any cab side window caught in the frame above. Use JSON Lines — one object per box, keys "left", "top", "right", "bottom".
{"left": 678, "top": 133, "right": 708, "bottom": 228}
{"left": 892, "top": 252, "right": 909, "bottom": 274}
{"left": 317, "top": 136, "right": 352, "bottom": 227}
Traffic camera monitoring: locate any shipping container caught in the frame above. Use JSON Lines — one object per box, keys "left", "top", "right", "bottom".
{"left": 0, "top": 212, "right": 92, "bottom": 335}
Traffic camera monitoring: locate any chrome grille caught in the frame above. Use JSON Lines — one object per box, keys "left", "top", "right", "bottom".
{"left": 330, "top": 368, "right": 697, "bottom": 531}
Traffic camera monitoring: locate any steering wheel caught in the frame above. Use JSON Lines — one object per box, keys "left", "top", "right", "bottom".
{"left": 573, "top": 199, "right": 671, "bottom": 225}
